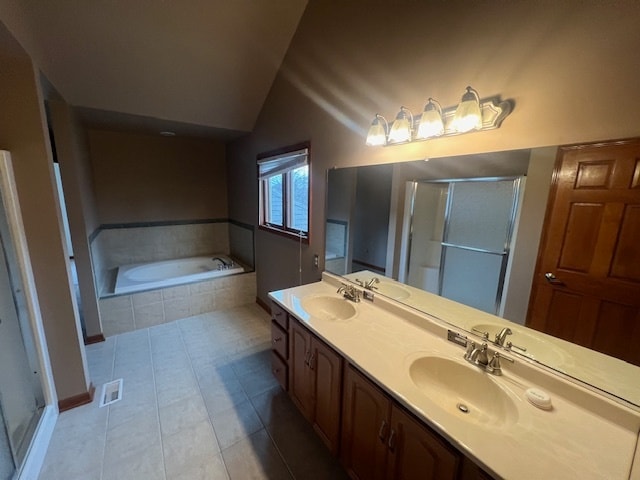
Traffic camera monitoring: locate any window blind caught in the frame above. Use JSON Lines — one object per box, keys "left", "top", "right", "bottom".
{"left": 258, "top": 148, "right": 308, "bottom": 179}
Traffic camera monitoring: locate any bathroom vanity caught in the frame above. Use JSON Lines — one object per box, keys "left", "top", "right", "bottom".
{"left": 269, "top": 272, "right": 640, "bottom": 480}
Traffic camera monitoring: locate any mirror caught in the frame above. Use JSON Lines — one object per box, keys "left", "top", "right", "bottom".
{"left": 325, "top": 148, "right": 640, "bottom": 407}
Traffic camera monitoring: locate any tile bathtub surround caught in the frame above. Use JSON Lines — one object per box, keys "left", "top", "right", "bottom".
{"left": 38, "top": 304, "right": 347, "bottom": 480}
{"left": 99, "top": 272, "right": 257, "bottom": 337}
{"left": 91, "top": 222, "right": 232, "bottom": 295}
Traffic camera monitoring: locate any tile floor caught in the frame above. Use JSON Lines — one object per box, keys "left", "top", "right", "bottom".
{"left": 38, "top": 304, "right": 348, "bottom": 480}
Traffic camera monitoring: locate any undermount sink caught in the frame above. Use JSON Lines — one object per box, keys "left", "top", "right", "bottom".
{"left": 408, "top": 356, "right": 518, "bottom": 427}
{"left": 376, "top": 282, "right": 410, "bottom": 300}
{"left": 472, "top": 323, "right": 569, "bottom": 366}
{"left": 300, "top": 296, "right": 357, "bottom": 321}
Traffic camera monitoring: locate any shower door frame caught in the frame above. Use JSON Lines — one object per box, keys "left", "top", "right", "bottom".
{"left": 403, "top": 176, "right": 523, "bottom": 315}
{"left": 0, "top": 151, "right": 57, "bottom": 479}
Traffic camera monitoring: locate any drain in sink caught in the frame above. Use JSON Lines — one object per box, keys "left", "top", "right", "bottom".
{"left": 457, "top": 403, "right": 469, "bottom": 414}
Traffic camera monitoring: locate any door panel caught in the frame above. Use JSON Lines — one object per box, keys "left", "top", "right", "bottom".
{"left": 387, "top": 405, "right": 459, "bottom": 480}
{"left": 312, "top": 337, "right": 343, "bottom": 455}
{"left": 557, "top": 203, "right": 603, "bottom": 271}
{"left": 527, "top": 139, "right": 640, "bottom": 366}
{"left": 288, "top": 320, "right": 313, "bottom": 419}
{"left": 610, "top": 205, "right": 640, "bottom": 281}
{"left": 341, "top": 366, "right": 389, "bottom": 480}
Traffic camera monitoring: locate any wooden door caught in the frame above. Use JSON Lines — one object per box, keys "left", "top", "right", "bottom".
{"left": 341, "top": 365, "right": 389, "bottom": 480}
{"left": 311, "top": 336, "right": 343, "bottom": 455}
{"left": 288, "top": 319, "right": 313, "bottom": 419}
{"left": 527, "top": 139, "right": 640, "bottom": 365}
{"left": 386, "top": 404, "right": 459, "bottom": 480}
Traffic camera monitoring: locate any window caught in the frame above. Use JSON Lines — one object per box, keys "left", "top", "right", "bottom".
{"left": 258, "top": 144, "right": 310, "bottom": 240}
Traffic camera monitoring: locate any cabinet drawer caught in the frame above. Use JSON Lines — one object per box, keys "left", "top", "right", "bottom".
{"left": 271, "top": 321, "right": 288, "bottom": 360}
{"left": 271, "top": 302, "right": 288, "bottom": 329}
{"left": 271, "top": 351, "right": 288, "bottom": 390}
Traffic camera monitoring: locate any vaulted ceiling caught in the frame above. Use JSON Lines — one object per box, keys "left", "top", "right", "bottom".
{"left": 0, "top": 0, "right": 307, "bottom": 139}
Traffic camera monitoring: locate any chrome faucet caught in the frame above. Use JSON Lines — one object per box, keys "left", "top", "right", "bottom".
{"left": 212, "top": 256, "right": 233, "bottom": 269}
{"left": 465, "top": 341, "right": 489, "bottom": 367}
{"left": 355, "top": 277, "right": 380, "bottom": 290}
{"left": 464, "top": 341, "right": 514, "bottom": 374}
{"left": 494, "top": 327, "right": 512, "bottom": 346}
{"left": 337, "top": 283, "right": 361, "bottom": 303}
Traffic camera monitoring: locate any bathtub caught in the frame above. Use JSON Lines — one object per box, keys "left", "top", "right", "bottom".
{"left": 114, "top": 254, "right": 244, "bottom": 295}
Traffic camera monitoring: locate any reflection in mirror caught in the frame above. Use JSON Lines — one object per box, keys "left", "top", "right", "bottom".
{"left": 400, "top": 177, "right": 522, "bottom": 316}
{"left": 325, "top": 148, "right": 640, "bottom": 407}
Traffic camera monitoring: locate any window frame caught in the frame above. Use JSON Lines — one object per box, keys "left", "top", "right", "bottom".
{"left": 257, "top": 142, "right": 311, "bottom": 243}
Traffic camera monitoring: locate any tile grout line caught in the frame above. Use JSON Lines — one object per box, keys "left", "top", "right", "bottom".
{"left": 100, "top": 335, "right": 118, "bottom": 480}
{"left": 213, "top": 308, "right": 296, "bottom": 479}
{"left": 146, "top": 327, "right": 168, "bottom": 480}
{"left": 246, "top": 392, "right": 297, "bottom": 480}
{"left": 235, "top": 315, "right": 296, "bottom": 479}
{"left": 175, "top": 316, "right": 233, "bottom": 479}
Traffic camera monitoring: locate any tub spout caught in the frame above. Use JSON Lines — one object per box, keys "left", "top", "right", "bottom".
{"left": 212, "top": 256, "right": 233, "bottom": 269}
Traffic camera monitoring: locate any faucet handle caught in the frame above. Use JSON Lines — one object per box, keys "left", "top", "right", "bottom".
{"left": 464, "top": 341, "right": 476, "bottom": 361}
{"left": 506, "top": 341, "right": 527, "bottom": 352}
{"left": 471, "top": 327, "right": 489, "bottom": 340}
{"left": 487, "top": 352, "right": 514, "bottom": 376}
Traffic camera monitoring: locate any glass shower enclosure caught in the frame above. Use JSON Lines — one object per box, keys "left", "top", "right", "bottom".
{"left": 0, "top": 151, "right": 51, "bottom": 479}
{"left": 401, "top": 177, "right": 523, "bottom": 315}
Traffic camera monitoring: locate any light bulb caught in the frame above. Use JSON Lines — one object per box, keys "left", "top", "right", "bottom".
{"left": 388, "top": 107, "right": 413, "bottom": 143}
{"left": 365, "top": 114, "right": 388, "bottom": 146}
{"left": 416, "top": 98, "right": 444, "bottom": 139}
{"left": 452, "top": 86, "right": 482, "bottom": 133}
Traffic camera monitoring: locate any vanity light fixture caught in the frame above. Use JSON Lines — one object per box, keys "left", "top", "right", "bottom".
{"left": 416, "top": 98, "right": 444, "bottom": 139}
{"left": 365, "top": 86, "right": 512, "bottom": 146}
{"left": 365, "top": 114, "right": 389, "bottom": 146}
{"left": 388, "top": 106, "right": 414, "bottom": 144}
{"left": 451, "top": 86, "right": 482, "bottom": 133}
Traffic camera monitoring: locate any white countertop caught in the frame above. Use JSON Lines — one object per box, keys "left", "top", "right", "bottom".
{"left": 269, "top": 274, "right": 640, "bottom": 480}
{"left": 342, "top": 270, "right": 640, "bottom": 408}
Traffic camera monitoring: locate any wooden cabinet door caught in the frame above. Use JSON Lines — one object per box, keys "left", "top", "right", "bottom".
{"left": 311, "top": 336, "right": 343, "bottom": 455}
{"left": 527, "top": 139, "right": 640, "bottom": 365}
{"left": 459, "top": 457, "right": 495, "bottom": 480}
{"left": 386, "top": 404, "right": 459, "bottom": 480}
{"left": 341, "top": 365, "right": 389, "bottom": 480}
{"left": 289, "top": 319, "right": 313, "bottom": 419}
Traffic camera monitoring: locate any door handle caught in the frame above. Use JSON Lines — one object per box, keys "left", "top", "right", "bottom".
{"left": 544, "top": 272, "right": 565, "bottom": 285}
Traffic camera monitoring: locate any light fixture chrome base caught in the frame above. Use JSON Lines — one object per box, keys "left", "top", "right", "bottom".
{"left": 385, "top": 96, "right": 512, "bottom": 146}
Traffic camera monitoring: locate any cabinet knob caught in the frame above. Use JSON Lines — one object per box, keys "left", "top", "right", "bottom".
{"left": 272, "top": 337, "right": 282, "bottom": 344}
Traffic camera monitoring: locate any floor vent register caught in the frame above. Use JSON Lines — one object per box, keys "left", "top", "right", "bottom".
{"left": 99, "top": 379, "right": 123, "bottom": 407}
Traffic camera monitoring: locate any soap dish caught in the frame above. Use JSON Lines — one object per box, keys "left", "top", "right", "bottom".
{"left": 525, "top": 387, "right": 553, "bottom": 410}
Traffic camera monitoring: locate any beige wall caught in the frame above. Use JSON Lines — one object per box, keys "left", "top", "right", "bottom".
{"left": 0, "top": 52, "right": 89, "bottom": 401}
{"left": 228, "top": 0, "right": 640, "bottom": 303}
{"left": 88, "top": 129, "right": 227, "bottom": 224}
{"left": 48, "top": 100, "right": 103, "bottom": 338}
